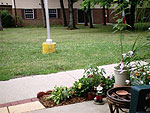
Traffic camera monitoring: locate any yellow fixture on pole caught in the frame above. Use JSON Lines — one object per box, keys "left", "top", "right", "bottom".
{"left": 42, "top": 0, "right": 56, "bottom": 54}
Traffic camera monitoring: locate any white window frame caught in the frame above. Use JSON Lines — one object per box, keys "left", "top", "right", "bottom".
{"left": 24, "top": 9, "right": 34, "bottom": 19}
{"left": 49, "top": 9, "right": 58, "bottom": 18}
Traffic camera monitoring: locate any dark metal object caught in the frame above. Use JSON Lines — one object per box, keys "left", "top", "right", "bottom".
{"left": 107, "top": 86, "right": 131, "bottom": 113}
{"left": 129, "top": 85, "right": 150, "bottom": 113}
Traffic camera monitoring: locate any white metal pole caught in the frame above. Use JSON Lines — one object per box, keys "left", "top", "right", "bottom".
{"left": 44, "top": 0, "right": 52, "bottom": 44}
{"left": 12, "top": 0, "right": 15, "bottom": 8}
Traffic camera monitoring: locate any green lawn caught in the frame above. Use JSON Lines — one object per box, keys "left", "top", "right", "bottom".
{"left": 0, "top": 25, "right": 148, "bottom": 80}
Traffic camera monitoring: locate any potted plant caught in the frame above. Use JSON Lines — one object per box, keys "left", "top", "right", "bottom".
{"left": 113, "top": 12, "right": 137, "bottom": 86}
{"left": 113, "top": 22, "right": 150, "bottom": 86}
{"left": 114, "top": 50, "right": 135, "bottom": 86}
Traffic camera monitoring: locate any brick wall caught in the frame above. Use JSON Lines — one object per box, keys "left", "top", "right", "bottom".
{"left": 12, "top": 8, "right": 118, "bottom": 26}
{"left": 93, "top": 8, "right": 103, "bottom": 24}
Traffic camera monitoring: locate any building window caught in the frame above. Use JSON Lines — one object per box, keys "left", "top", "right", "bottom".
{"left": 49, "top": 9, "right": 58, "bottom": 18}
{"left": 24, "top": 9, "right": 34, "bottom": 19}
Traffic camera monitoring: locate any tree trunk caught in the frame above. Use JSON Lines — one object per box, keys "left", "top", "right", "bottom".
{"left": 0, "top": 15, "right": 3, "bottom": 31}
{"left": 103, "top": 6, "right": 106, "bottom": 25}
{"left": 124, "top": 3, "right": 135, "bottom": 30}
{"left": 130, "top": 4, "right": 135, "bottom": 30}
{"left": 84, "top": 7, "right": 88, "bottom": 26}
{"left": 40, "top": 0, "right": 46, "bottom": 28}
{"left": 13, "top": 0, "right": 17, "bottom": 27}
{"left": 68, "top": 0, "right": 76, "bottom": 29}
{"left": 88, "top": 2, "right": 94, "bottom": 28}
{"left": 60, "top": 0, "right": 68, "bottom": 27}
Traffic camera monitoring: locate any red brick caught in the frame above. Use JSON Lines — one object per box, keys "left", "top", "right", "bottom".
{"left": 17, "top": 99, "right": 32, "bottom": 104}
{"left": 3, "top": 103, "right": 12, "bottom": 107}
{"left": 10, "top": 101, "right": 18, "bottom": 106}
{"left": 0, "top": 104, "right": 5, "bottom": 108}
{"left": 31, "top": 98, "right": 39, "bottom": 102}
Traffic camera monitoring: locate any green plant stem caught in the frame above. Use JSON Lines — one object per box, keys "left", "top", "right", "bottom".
{"left": 120, "top": 31, "right": 124, "bottom": 59}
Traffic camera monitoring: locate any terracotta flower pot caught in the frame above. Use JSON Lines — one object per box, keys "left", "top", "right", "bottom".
{"left": 37, "top": 92, "right": 46, "bottom": 98}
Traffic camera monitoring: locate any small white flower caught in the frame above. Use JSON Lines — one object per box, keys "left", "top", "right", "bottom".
{"left": 143, "top": 72, "right": 146, "bottom": 75}
{"left": 149, "top": 27, "right": 150, "bottom": 30}
{"left": 122, "top": 53, "right": 126, "bottom": 59}
{"left": 130, "top": 75, "right": 135, "bottom": 79}
{"left": 147, "top": 71, "right": 150, "bottom": 74}
{"left": 129, "top": 63, "right": 133, "bottom": 67}
{"left": 109, "top": 75, "right": 113, "bottom": 79}
{"left": 140, "top": 81, "right": 144, "bottom": 84}
{"left": 149, "top": 82, "right": 150, "bottom": 85}
{"left": 129, "top": 51, "right": 133, "bottom": 56}
{"left": 125, "top": 80, "right": 130, "bottom": 84}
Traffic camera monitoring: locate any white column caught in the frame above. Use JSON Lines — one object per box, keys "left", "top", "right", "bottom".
{"left": 44, "top": 0, "right": 52, "bottom": 44}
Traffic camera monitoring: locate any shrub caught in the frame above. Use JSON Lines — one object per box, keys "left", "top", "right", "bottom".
{"left": 17, "top": 16, "right": 23, "bottom": 27}
{"left": 0, "top": 10, "right": 16, "bottom": 27}
{"left": 72, "top": 65, "right": 115, "bottom": 97}
{"left": 72, "top": 76, "right": 93, "bottom": 97}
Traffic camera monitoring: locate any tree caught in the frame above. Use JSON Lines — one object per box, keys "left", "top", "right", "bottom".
{"left": 0, "top": 14, "right": 3, "bottom": 31}
{"left": 103, "top": 6, "right": 106, "bottom": 25}
{"left": 81, "top": 0, "right": 94, "bottom": 28}
{"left": 60, "top": 0, "right": 68, "bottom": 27}
{"left": 68, "top": 0, "right": 77, "bottom": 29}
{"left": 87, "top": 0, "right": 150, "bottom": 30}
{"left": 84, "top": 7, "right": 88, "bottom": 26}
{"left": 87, "top": 2, "right": 94, "bottom": 28}
{"left": 40, "top": 0, "right": 46, "bottom": 28}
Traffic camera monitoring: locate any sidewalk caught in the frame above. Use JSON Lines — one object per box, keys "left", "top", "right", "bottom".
{"left": 0, "top": 64, "right": 116, "bottom": 113}
{"left": 28, "top": 100, "right": 110, "bottom": 113}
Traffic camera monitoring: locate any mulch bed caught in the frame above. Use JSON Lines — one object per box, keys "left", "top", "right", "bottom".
{"left": 39, "top": 95, "right": 88, "bottom": 108}
{"left": 38, "top": 91, "right": 88, "bottom": 108}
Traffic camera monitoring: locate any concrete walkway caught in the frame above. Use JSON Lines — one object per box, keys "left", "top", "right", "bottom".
{"left": 28, "top": 100, "right": 111, "bottom": 113}
{"left": 0, "top": 64, "right": 117, "bottom": 113}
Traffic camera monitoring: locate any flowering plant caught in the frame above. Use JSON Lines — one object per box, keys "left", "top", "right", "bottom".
{"left": 84, "top": 65, "right": 114, "bottom": 95}
{"left": 126, "top": 63, "right": 150, "bottom": 85}
{"left": 115, "top": 50, "right": 135, "bottom": 72}
{"left": 113, "top": 18, "right": 137, "bottom": 72}
{"left": 72, "top": 65, "right": 115, "bottom": 97}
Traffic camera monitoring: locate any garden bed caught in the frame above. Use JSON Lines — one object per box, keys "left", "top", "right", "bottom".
{"left": 38, "top": 92, "right": 88, "bottom": 108}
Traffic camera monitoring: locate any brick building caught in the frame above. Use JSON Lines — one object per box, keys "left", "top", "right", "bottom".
{"left": 0, "top": 0, "right": 116, "bottom": 26}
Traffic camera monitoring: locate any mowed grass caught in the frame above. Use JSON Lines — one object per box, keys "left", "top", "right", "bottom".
{"left": 0, "top": 25, "right": 147, "bottom": 80}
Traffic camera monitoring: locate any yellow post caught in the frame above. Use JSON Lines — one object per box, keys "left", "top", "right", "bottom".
{"left": 42, "top": 42, "right": 56, "bottom": 54}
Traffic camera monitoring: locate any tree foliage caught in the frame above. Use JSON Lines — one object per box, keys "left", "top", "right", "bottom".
{"left": 81, "top": 0, "right": 150, "bottom": 29}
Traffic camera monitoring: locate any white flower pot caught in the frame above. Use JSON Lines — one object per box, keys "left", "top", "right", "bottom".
{"left": 114, "top": 69, "right": 129, "bottom": 86}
